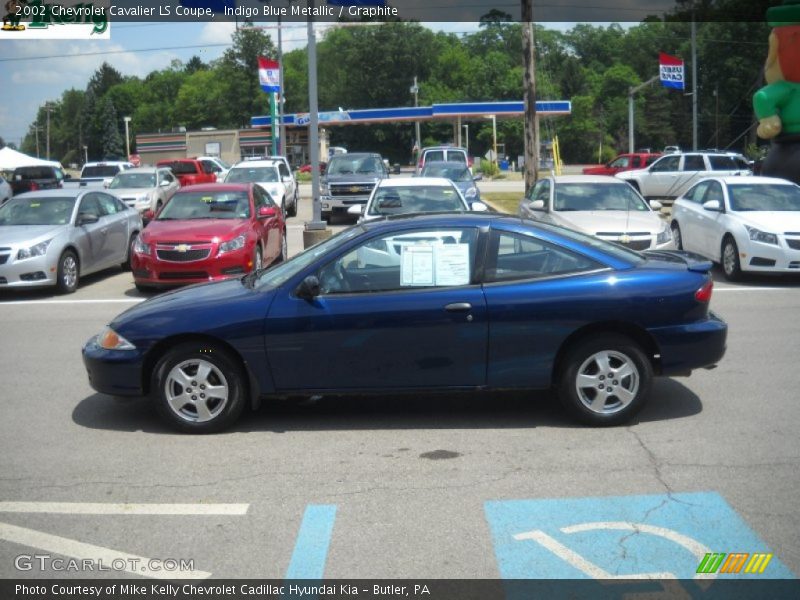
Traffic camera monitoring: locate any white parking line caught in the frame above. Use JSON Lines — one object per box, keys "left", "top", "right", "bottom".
{"left": 0, "top": 522, "right": 212, "bottom": 579}
{"left": 0, "top": 299, "right": 144, "bottom": 306}
{"left": 0, "top": 502, "right": 249, "bottom": 515}
{"left": 714, "top": 287, "right": 798, "bottom": 292}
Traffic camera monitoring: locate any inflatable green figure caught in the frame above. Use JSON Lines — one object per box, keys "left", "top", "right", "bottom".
{"left": 753, "top": 0, "right": 800, "bottom": 184}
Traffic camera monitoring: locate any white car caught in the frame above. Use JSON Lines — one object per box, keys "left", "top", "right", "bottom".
{"left": 107, "top": 167, "right": 180, "bottom": 215}
{"left": 0, "top": 174, "right": 11, "bottom": 206}
{"left": 348, "top": 177, "right": 487, "bottom": 223}
{"left": 518, "top": 175, "right": 673, "bottom": 251}
{"left": 196, "top": 156, "right": 231, "bottom": 182}
{"left": 224, "top": 160, "right": 296, "bottom": 216}
{"left": 225, "top": 160, "right": 297, "bottom": 217}
{"left": 670, "top": 176, "right": 800, "bottom": 280}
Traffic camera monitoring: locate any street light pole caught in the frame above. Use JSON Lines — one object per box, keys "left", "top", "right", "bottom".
{"left": 462, "top": 124, "right": 469, "bottom": 156}
{"left": 44, "top": 103, "right": 53, "bottom": 160}
{"left": 410, "top": 76, "right": 421, "bottom": 161}
{"left": 123, "top": 116, "right": 132, "bottom": 159}
{"left": 486, "top": 115, "right": 498, "bottom": 168}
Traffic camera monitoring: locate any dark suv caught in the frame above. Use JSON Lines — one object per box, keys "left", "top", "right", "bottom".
{"left": 8, "top": 165, "right": 66, "bottom": 195}
{"left": 320, "top": 152, "right": 388, "bottom": 221}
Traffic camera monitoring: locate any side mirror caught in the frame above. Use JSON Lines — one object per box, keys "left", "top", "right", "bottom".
{"left": 143, "top": 209, "right": 155, "bottom": 222}
{"left": 77, "top": 212, "right": 99, "bottom": 226}
{"left": 159, "top": 179, "right": 170, "bottom": 187}
{"left": 528, "top": 199, "right": 545, "bottom": 210}
{"left": 258, "top": 206, "right": 278, "bottom": 218}
{"left": 473, "top": 174, "right": 483, "bottom": 181}
{"left": 470, "top": 201, "right": 489, "bottom": 212}
{"left": 649, "top": 200, "right": 663, "bottom": 210}
{"left": 702, "top": 199, "right": 721, "bottom": 212}
{"left": 282, "top": 176, "right": 292, "bottom": 183}
{"left": 347, "top": 204, "right": 364, "bottom": 215}
{"left": 296, "top": 275, "right": 320, "bottom": 300}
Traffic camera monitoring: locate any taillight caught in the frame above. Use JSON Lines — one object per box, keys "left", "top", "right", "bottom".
{"left": 695, "top": 279, "right": 713, "bottom": 303}
{"left": 30, "top": 181, "right": 39, "bottom": 191}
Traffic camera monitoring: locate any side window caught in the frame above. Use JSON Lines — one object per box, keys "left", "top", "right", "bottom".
{"left": 485, "top": 231, "right": 602, "bottom": 283}
{"left": 682, "top": 155, "right": 706, "bottom": 171}
{"left": 535, "top": 180, "right": 550, "bottom": 203}
{"left": 317, "top": 228, "right": 478, "bottom": 295}
{"left": 609, "top": 157, "right": 630, "bottom": 168}
{"left": 685, "top": 181, "right": 710, "bottom": 204}
{"left": 78, "top": 194, "right": 103, "bottom": 218}
{"left": 279, "top": 163, "right": 290, "bottom": 178}
{"left": 703, "top": 181, "right": 724, "bottom": 203}
{"left": 650, "top": 156, "right": 680, "bottom": 172}
{"left": 96, "top": 193, "right": 121, "bottom": 215}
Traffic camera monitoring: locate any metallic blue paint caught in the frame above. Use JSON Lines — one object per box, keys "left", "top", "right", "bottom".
{"left": 82, "top": 214, "right": 727, "bottom": 412}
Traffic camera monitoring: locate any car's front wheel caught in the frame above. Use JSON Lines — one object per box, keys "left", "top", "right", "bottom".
{"left": 153, "top": 342, "right": 247, "bottom": 433}
{"left": 121, "top": 233, "right": 137, "bottom": 271}
{"left": 558, "top": 334, "right": 652, "bottom": 426}
{"left": 721, "top": 236, "right": 742, "bottom": 281}
{"left": 671, "top": 222, "right": 683, "bottom": 250}
{"left": 56, "top": 250, "right": 79, "bottom": 294}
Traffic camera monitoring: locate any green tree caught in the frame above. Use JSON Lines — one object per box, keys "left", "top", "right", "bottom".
{"left": 97, "top": 97, "right": 124, "bottom": 159}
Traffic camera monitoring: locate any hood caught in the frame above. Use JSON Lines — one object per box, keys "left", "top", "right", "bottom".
{"left": 553, "top": 210, "right": 665, "bottom": 234}
{"left": 735, "top": 211, "right": 800, "bottom": 233}
{"left": 582, "top": 165, "right": 608, "bottom": 175}
{"left": 141, "top": 219, "right": 249, "bottom": 243}
{"left": 108, "top": 187, "right": 152, "bottom": 198}
{"left": 0, "top": 224, "right": 68, "bottom": 246}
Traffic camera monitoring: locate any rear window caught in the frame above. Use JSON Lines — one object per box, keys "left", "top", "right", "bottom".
{"left": 709, "top": 155, "right": 749, "bottom": 171}
{"left": 13, "top": 166, "right": 56, "bottom": 180}
{"left": 82, "top": 165, "right": 122, "bottom": 178}
{"left": 423, "top": 150, "right": 445, "bottom": 163}
{"left": 167, "top": 162, "right": 200, "bottom": 175}
{"left": 445, "top": 150, "right": 467, "bottom": 164}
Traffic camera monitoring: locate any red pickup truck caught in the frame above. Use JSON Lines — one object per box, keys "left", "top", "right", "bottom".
{"left": 156, "top": 159, "right": 217, "bottom": 187}
{"left": 582, "top": 152, "right": 661, "bottom": 176}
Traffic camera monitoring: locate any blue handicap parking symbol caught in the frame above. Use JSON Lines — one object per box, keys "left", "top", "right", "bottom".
{"left": 485, "top": 492, "right": 795, "bottom": 582}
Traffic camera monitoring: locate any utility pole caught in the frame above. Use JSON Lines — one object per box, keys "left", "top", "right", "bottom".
{"left": 411, "top": 76, "right": 421, "bottom": 161}
{"left": 34, "top": 125, "right": 42, "bottom": 157}
{"left": 44, "top": 103, "right": 53, "bottom": 160}
{"left": 522, "top": 1, "right": 538, "bottom": 193}
{"left": 691, "top": 13, "right": 698, "bottom": 151}
{"left": 628, "top": 76, "right": 658, "bottom": 152}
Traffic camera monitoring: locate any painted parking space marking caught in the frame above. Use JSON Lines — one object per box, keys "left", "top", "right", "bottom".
{"left": 485, "top": 492, "right": 795, "bottom": 581}
{"left": 285, "top": 504, "right": 337, "bottom": 580}
{"left": 0, "top": 502, "right": 249, "bottom": 515}
{"left": 0, "top": 522, "right": 212, "bottom": 579}
{"left": 0, "top": 502, "right": 249, "bottom": 579}
{"left": 0, "top": 298, "right": 144, "bottom": 306}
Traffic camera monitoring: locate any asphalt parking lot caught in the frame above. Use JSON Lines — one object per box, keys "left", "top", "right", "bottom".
{"left": 1, "top": 190, "right": 799, "bottom": 583}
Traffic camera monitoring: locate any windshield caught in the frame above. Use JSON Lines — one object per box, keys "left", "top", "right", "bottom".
{"left": 253, "top": 226, "right": 362, "bottom": 291}
{"left": 327, "top": 155, "right": 383, "bottom": 175}
{"left": 110, "top": 172, "right": 156, "bottom": 189}
{"left": 420, "top": 164, "right": 472, "bottom": 182}
{"left": 82, "top": 165, "right": 121, "bottom": 178}
{"left": 225, "top": 167, "right": 279, "bottom": 183}
{"left": 0, "top": 196, "right": 75, "bottom": 226}
{"left": 157, "top": 191, "right": 250, "bottom": 220}
{"left": 728, "top": 183, "right": 800, "bottom": 211}
{"left": 368, "top": 185, "right": 466, "bottom": 216}
{"left": 554, "top": 183, "right": 650, "bottom": 212}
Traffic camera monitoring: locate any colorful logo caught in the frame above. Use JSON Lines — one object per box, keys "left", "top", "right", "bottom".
{"left": 697, "top": 552, "right": 773, "bottom": 575}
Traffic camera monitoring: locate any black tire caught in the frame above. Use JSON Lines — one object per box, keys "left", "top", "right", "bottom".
{"left": 288, "top": 194, "right": 298, "bottom": 217}
{"left": 276, "top": 230, "right": 288, "bottom": 264}
{"left": 671, "top": 222, "right": 683, "bottom": 250}
{"left": 321, "top": 212, "right": 331, "bottom": 224}
{"left": 56, "top": 250, "right": 79, "bottom": 294}
{"left": 721, "top": 236, "right": 742, "bottom": 281}
{"left": 558, "top": 334, "right": 652, "bottom": 426}
{"left": 121, "top": 232, "right": 137, "bottom": 271}
{"left": 135, "top": 283, "right": 153, "bottom": 293}
{"left": 152, "top": 342, "right": 247, "bottom": 433}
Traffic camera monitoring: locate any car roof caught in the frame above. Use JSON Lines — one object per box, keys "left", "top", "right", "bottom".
{"left": 716, "top": 175, "right": 798, "bottom": 186}
{"left": 231, "top": 160, "right": 279, "bottom": 168}
{"left": 176, "top": 183, "right": 251, "bottom": 193}
{"left": 550, "top": 175, "right": 629, "bottom": 184}
{"left": 377, "top": 177, "right": 456, "bottom": 188}
{"left": 422, "top": 146, "right": 466, "bottom": 152}
{"left": 118, "top": 167, "right": 158, "bottom": 174}
{"left": 10, "top": 188, "right": 85, "bottom": 199}
{"left": 329, "top": 152, "right": 380, "bottom": 158}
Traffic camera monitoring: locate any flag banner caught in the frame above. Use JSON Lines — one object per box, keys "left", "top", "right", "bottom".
{"left": 659, "top": 52, "right": 685, "bottom": 90}
{"left": 258, "top": 57, "right": 280, "bottom": 93}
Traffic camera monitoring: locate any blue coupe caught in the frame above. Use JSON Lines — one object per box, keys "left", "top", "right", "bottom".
{"left": 82, "top": 213, "right": 727, "bottom": 433}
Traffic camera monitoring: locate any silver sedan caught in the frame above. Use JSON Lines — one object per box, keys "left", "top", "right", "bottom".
{"left": 0, "top": 189, "right": 142, "bottom": 293}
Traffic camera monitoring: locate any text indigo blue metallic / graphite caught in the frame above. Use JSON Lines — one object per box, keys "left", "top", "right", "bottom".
{"left": 82, "top": 213, "right": 727, "bottom": 432}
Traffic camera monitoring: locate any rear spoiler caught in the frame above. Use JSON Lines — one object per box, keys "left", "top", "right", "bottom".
{"left": 644, "top": 250, "right": 713, "bottom": 273}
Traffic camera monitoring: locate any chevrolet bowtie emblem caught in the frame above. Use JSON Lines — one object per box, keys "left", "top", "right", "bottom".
{"left": 350, "top": 186, "right": 361, "bottom": 193}
{"left": 619, "top": 235, "right": 631, "bottom": 244}
{"left": 175, "top": 244, "right": 191, "bottom": 252}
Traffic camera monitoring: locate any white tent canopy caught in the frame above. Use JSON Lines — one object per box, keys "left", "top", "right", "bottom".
{"left": 0, "top": 147, "right": 62, "bottom": 170}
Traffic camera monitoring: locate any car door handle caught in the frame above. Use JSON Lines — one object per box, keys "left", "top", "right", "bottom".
{"left": 444, "top": 302, "right": 472, "bottom": 312}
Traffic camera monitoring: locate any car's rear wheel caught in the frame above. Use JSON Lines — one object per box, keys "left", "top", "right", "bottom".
{"left": 288, "top": 193, "right": 298, "bottom": 217}
{"left": 558, "top": 334, "right": 652, "bottom": 426}
{"left": 671, "top": 222, "right": 683, "bottom": 250}
{"left": 153, "top": 342, "right": 246, "bottom": 433}
{"left": 56, "top": 250, "right": 79, "bottom": 294}
{"left": 121, "top": 233, "right": 137, "bottom": 271}
{"left": 722, "top": 236, "right": 742, "bottom": 281}
{"left": 277, "top": 231, "right": 287, "bottom": 263}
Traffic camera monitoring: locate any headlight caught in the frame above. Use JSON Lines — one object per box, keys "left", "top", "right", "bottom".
{"left": 97, "top": 327, "right": 136, "bottom": 351}
{"left": 219, "top": 234, "right": 246, "bottom": 254}
{"left": 133, "top": 235, "right": 151, "bottom": 255}
{"left": 465, "top": 187, "right": 477, "bottom": 199}
{"left": 656, "top": 223, "right": 672, "bottom": 244}
{"left": 320, "top": 183, "right": 329, "bottom": 196}
{"left": 17, "top": 239, "right": 51, "bottom": 260}
{"left": 745, "top": 225, "right": 778, "bottom": 245}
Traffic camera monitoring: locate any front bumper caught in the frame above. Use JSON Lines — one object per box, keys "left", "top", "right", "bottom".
{"left": 740, "top": 238, "right": 800, "bottom": 273}
{"left": 0, "top": 252, "right": 58, "bottom": 288}
{"left": 82, "top": 335, "right": 146, "bottom": 397}
{"left": 131, "top": 245, "right": 255, "bottom": 287}
{"left": 649, "top": 311, "right": 728, "bottom": 375}
{"left": 320, "top": 194, "right": 372, "bottom": 214}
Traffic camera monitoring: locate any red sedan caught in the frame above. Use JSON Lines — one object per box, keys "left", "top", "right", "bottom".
{"left": 131, "top": 183, "right": 286, "bottom": 291}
